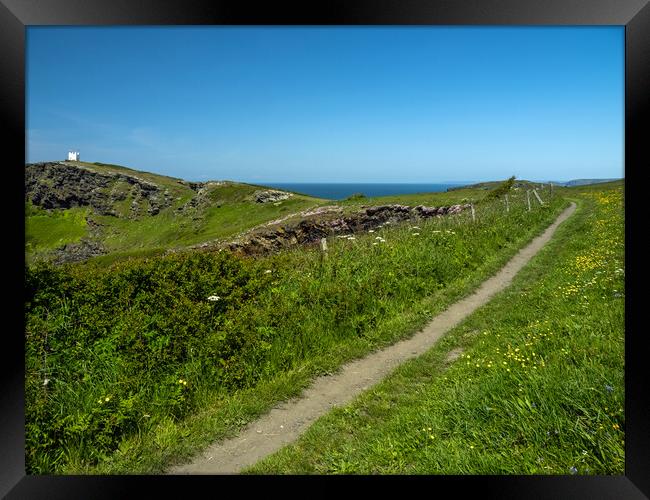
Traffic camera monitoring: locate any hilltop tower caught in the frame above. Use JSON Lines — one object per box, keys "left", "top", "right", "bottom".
{"left": 67, "top": 150, "right": 80, "bottom": 161}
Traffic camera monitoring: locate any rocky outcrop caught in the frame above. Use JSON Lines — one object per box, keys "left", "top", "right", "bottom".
{"left": 25, "top": 162, "right": 173, "bottom": 217}
{"left": 175, "top": 181, "right": 226, "bottom": 216}
{"left": 203, "top": 203, "right": 470, "bottom": 256}
{"left": 253, "top": 190, "right": 292, "bottom": 203}
{"left": 50, "top": 238, "right": 106, "bottom": 264}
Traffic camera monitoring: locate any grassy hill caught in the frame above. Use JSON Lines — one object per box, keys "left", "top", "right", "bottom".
{"left": 25, "top": 164, "right": 623, "bottom": 475}
{"left": 25, "top": 173, "right": 576, "bottom": 474}
{"left": 25, "top": 160, "right": 327, "bottom": 264}
{"left": 26, "top": 162, "right": 544, "bottom": 266}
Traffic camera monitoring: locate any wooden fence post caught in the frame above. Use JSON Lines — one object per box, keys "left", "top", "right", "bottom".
{"left": 532, "top": 189, "right": 544, "bottom": 205}
{"left": 505, "top": 194, "right": 509, "bottom": 213}
{"left": 470, "top": 203, "right": 476, "bottom": 222}
{"left": 526, "top": 190, "right": 531, "bottom": 211}
{"left": 319, "top": 237, "right": 328, "bottom": 270}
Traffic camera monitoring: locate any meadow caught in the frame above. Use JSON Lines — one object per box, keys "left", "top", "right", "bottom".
{"left": 24, "top": 180, "right": 572, "bottom": 474}
{"left": 245, "top": 182, "right": 625, "bottom": 474}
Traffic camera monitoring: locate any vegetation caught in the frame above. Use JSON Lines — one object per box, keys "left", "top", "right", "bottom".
{"left": 245, "top": 182, "right": 624, "bottom": 474}
{"left": 25, "top": 161, "right": 325, "bottom": 265}
{"left": 484, "top": 175, "right": 516, "bottom": 201}
{"left": 24, "top": 184, "right": 568, "bottom": 473}
{"left": 25, "top": 203, "right": 90, "bottom": 253}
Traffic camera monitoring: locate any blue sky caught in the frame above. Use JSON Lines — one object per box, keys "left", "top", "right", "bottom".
{"left": 26, "top": 26, "right": 624, "bottom": 183}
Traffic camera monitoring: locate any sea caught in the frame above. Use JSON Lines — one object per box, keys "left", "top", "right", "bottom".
{"left": 263, "top": 183, "right": 467, "bottom": 200}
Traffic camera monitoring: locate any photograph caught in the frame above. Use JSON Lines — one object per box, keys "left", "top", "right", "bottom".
{"left": 22, "top": 24, "right": 626, "bottom": 477}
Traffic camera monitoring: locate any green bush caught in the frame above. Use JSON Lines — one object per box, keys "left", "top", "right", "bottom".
{"left": 484, "top": 176, "right": 516, "bottom": 201}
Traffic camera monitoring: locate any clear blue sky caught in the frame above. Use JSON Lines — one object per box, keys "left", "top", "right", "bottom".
{"left": 26, "top": 26, "right": 623, "bottom": 183}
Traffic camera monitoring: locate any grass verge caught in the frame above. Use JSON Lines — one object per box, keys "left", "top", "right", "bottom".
{"left": 25, "top": 191, "right": 569, "bottom": 474}
{"left": 245, "top": 184, "right": 624, "bottom": 474}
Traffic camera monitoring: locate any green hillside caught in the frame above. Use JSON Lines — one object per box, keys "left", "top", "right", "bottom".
{"left": 25, "top": 172, "right": 576, "bottom": 474}
{"left": 26, "top": 161, "right": 548, "bottom": 266}
{"left": 25, "top": 160, "right": 327, "bottom": 265}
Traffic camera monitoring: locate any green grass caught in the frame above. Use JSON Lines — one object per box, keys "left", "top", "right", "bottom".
{"left": 335, "top": 181, "right": 554, "bottom": 212}
{"left": 245, "top": 183, "right": 624, "bottom": 475}
{"left": 26, "top": 162, "right": 328, "bottom": 265}
{"left": 25, "top": 204, "right": 90, "bottom": 255}
{"left": 26, "top": 164, "right": 549, "bottom": 269}
{"left": 89, "top": 190, "right": 320, "bottom": 256}
{"left": 25, "top": 185, "right": 570, "bottom": 474}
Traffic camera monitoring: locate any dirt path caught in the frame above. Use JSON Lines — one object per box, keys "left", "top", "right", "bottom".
{"left": 168, "top": 202, "right": 577, "bottom": 474}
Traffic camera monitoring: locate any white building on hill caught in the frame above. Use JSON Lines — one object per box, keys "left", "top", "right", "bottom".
{"left": 67, "top": 150, "right": 80, "bottom": 161}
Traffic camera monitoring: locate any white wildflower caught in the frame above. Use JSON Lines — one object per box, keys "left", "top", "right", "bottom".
{"left": 368, "top": 230, "right": 375, "bottom": 233}
{"left": 43, "top": 378, "right": 50, "bottom": 386}
{"left": 207, "top": 295, "right": 221, "bottom": 302}
{"left": 412, "top": 233, "right": 420, "bottom": 236}
{"left": 264, "top": 269, "right": 272, "bottom": 274}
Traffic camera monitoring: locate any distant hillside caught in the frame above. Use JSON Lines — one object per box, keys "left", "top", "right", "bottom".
{"left": 25, "top": 160, "right": 326, "bottom": 264}
{"left": 25, "top": 161, "right": 560, "bottom": 266}
{"left": 551, "top": 178, "right": 621, "bottom": 187}
{"left": 448, "top": 178, "right": 622, "bottom": 191}
{"left": 447, "top": 179, "right": 537, "bottom": 192}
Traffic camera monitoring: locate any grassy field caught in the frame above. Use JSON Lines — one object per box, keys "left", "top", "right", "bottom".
{"left": 24, "top": 179, "right": 569, "bottom": 474}
{"left": 25, "top": 203, "right": 90, "bottom": 253}
{"left": 245, "top": 182, "right": 624, "bottom": 474}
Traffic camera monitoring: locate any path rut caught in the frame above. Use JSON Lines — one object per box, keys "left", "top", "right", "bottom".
{"left": 168, "top": 202, "right": 577, "bottom": 474}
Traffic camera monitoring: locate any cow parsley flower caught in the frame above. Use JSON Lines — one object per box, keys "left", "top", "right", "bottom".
{"left": 207, "top": 295, "right": 221, "bottom": 302}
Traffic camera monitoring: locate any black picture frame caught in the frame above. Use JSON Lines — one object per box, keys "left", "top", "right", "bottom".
{"left": 3, "top": 0, "right": 648, "bottom": 498}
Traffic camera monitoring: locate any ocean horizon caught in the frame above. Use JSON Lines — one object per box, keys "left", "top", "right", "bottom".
{"left": 262, "top": 182, "right": 469, "bottom": 200}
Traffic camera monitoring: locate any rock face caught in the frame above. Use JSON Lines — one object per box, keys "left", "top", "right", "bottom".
{"left": 50, "top": 238, "right": 106, "bottom": 265}
{"left": 175, "top": 181, "right": 225, "bottom": 216}
{"left": 25, "top": 162, "right": 173, "bottom": 217}
{"left": 217, "top": 203, "right": 470, "bottom": 256}
{"left": 253, "top": 190, "right": 292, "bottom": 203}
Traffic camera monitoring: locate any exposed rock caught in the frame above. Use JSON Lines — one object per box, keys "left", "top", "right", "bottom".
{"left": 50, "top": 239, "right": 106, "bottom": 264}
{"left": 25, "top": 162, "right": 173, "bottom": 218}
{"left": 213, "top": 203, "right": 470, "bottom": 256}
{"left": 175, "top": 181, "right": 227, "bottom": 215}
{"left": 253, "top": 190, "right": 292, "bottom": 203}
{"left": 300, "top": 206, "right": 343, "bottom": 218}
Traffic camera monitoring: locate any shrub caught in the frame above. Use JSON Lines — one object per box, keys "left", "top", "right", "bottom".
{"left": 484, "top": 176, "right": 516, "bottom": 201}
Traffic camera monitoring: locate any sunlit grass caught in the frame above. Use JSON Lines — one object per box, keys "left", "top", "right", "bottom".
{"left": 245, "top": 184, "right": 624, "bottom": 475}
{"left": 25, "top": 185, "right": 569, "bottom": 474}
